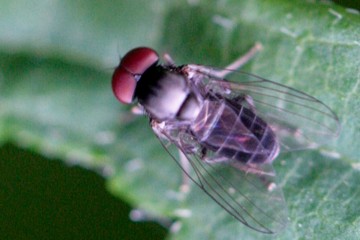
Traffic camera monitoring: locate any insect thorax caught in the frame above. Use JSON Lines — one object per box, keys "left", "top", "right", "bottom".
{"left": 136, "top": 67, "right": 201, "bottom": 121}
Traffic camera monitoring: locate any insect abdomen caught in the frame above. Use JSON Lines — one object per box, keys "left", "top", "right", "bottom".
{"left": 191, "top": 99, "right": 279, "bottom": 164}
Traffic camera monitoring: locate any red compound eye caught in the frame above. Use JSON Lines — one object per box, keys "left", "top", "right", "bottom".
{"left": 112, "top": 47, "right": 159, "bottom": 104}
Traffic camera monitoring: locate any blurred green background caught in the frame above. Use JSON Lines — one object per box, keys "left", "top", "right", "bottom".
{"left": 0, "top": 0, "right": 359, "bottom": 239}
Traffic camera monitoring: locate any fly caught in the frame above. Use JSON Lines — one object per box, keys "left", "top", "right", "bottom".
{"left": 111, "top": 44, "right": 340, "bottom": 234}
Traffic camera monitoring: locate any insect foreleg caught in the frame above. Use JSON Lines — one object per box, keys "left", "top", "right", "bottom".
{"left": 131, "top": 105, "right": 146, "bottom": 115}
{"left": 163, "top": 53, "right": 176, "bottom": 67}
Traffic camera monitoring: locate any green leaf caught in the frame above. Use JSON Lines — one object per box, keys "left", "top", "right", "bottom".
{"left": 1, "top": 0, "right": 359, "bottom": 239}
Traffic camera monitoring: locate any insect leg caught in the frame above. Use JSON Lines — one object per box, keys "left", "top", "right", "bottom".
{"left": 152, "top": 120, "right": 193, "bottom": 193}
{"left": 185, "top": 43, "right": 262, "bottom": 84}
{"left": 203, "top": 155, "right": 230, "bottom": 164}
{"left": 179, "top": 150, "right": 191, "bottom": 193}
{"left": 231, "top": 162, "right": 275, "bottom": 177}
{"left": 212, "top": 42, "right": 263, "bottom": 79}
{"left": 232, "top": 162, "right": 279, "bottom": 193}
{"left": 163, "top": 53, "right": 176, "bottom": 67}
{"left": 131, "top": 105, "right": 145, "bottom": 115}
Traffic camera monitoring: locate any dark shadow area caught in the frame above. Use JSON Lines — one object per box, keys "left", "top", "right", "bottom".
{"left": 0, "top": 144, "right": 167, "bottom": 240}
{"left": 333, "top": 0, "right": 360, "bottom": 11}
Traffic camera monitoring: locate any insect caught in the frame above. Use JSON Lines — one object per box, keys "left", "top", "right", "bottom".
{"left": 111, "top": 45, "right": 340, "bottom": 233}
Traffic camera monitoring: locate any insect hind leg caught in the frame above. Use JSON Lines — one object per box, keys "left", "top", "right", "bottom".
{"left": 231, "top": 162, "right": 275, "bottom": 177}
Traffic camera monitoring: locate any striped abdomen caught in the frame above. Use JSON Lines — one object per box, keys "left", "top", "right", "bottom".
{"left": 191, "top": 99, "right": 279, "bottom": 164}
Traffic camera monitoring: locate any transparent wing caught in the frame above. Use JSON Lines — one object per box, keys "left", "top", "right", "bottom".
{"left": 188, "top": 65, "right": 341, "bottom": 151}
{"left": 153, "top": 123, "right": 288, "bottom": 234}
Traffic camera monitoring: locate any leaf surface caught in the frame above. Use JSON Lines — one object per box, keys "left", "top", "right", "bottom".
{"left": 0, "top": 0, "right": 359, "bottom": 239}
